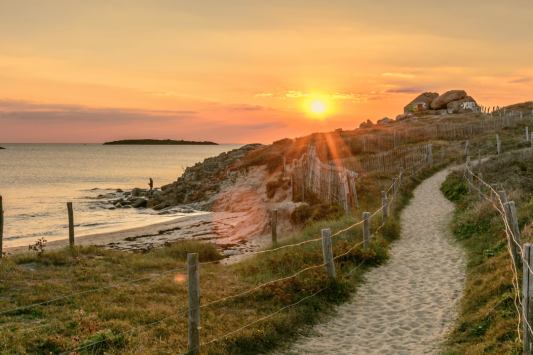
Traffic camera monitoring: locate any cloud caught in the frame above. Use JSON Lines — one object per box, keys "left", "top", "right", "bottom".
{"left": 381, "top": 73, "right": 416, "bottom": 78}
{"left": 225, "top": 103, "right": 268, "bottom": 111}
{"left": 508, "top": 78, "right": 532, "bottom": 83}
{"left": 385, "top": 88, "right": 425, "bottom": 94}
{"left": 238, "top": 121, "right": 288, "bottom": 130}
{"left": 0, "top": 99, "right": 198, "bottom": 122}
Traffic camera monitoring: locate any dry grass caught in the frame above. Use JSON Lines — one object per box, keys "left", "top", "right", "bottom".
{"left": 441, "top": 150, "right": 533, "bottom": 354}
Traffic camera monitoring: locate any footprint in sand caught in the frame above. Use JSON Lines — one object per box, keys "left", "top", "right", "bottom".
{"left": 275, "top": 169, "right": 466, "bottom": 355}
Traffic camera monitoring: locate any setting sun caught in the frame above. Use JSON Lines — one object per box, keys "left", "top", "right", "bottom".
{"left": 311, "top": 101, "right": 326, "bottom": 114}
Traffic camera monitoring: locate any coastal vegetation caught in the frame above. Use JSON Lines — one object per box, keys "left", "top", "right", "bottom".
{"left": 441, "top": 150, "right": 533, "bottom": 354}
{"left": 0, "top": 160, "right": 444, "bottom": 354}
{"left": 103, "top": 139, "right": 218, "bottom": 145}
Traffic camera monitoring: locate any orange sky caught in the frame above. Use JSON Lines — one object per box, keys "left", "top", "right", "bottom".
{"left": 1, "top": 0, "right": 533, "bottom": 143}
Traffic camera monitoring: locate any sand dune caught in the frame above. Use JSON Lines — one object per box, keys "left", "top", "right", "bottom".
{"left": 276, "top": 169, "right": 466, "bottom": 354}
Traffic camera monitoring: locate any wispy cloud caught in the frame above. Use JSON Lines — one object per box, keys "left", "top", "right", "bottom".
{"left": 225, "top": 103, "right": 268, "bottom": 112}
{"left": 385, "top": 87, "right": 425, "bottom": 94}
{"left": 255, "top": 91, "right": 381, "bottom": 103}
{"left": 0, "top": 99, "right": 198, "bottom": 122}
{"left": 508, "top": 77, "right": 532, "bottom": 83}
{"left": 381, "top": 73, "right": 416, "bottom": 78}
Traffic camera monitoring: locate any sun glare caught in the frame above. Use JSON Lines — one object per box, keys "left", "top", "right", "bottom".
{"left": 311, "top": 101, "right": 326, "bottom": 114}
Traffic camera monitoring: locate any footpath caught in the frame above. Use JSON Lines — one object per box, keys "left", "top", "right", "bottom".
{"left": 279, "top": 168, "right": 466, "bottom": 354}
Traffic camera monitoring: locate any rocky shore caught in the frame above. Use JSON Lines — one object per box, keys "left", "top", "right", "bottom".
{"left": 103, "top": 143, "right": 265, "bottom": 214}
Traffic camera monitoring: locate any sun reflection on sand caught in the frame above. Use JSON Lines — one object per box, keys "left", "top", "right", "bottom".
{"left": 174, "top": 273, "right": 187, "bottom": 283}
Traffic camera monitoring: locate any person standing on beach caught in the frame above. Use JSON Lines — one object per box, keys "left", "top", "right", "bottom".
{"left": 149, "top": 178, "right": 153, "bottom": 195}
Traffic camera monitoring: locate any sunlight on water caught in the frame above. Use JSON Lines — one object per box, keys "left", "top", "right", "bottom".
{"left": 0, "top": 143, "right": 243, "bottom": 247}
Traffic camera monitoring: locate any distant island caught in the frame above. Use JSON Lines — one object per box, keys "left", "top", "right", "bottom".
{"left": 103, "top": 139, "right": 218, "bottom": 145}
{"left": 0, "top": 147, "right": 5, "bottom": 150}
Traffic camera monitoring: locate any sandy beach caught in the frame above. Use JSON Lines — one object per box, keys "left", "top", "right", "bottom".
{"left": 5, "top": 165, "right": 299, "bottom": 262}
{"left": 275, "top": 168, "right": 466, "bottom": 354}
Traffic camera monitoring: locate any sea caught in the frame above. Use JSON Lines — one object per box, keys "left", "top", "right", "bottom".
{"left": 0, "top": 143, "right": 244, "bottom": 248}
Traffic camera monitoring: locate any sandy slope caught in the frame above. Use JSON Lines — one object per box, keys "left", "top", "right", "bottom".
{"left": 277, "top": 169, "right": 466, "bottom": 355}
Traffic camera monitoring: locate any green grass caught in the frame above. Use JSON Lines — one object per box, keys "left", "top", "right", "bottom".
{"left": 440, "top": 156, "right": 533, "bottom": 354}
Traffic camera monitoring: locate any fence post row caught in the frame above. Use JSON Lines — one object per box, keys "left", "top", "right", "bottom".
{"left": 362, "top": 212, "right": 371, "bottom": 251}
{"left": 321, "top": 228, "right": 336, "bottom": 278}
{"left": 67, "top": 202, "right": 75, "bottom": 248}
{"left": 188, "top": 253, "right": 201, "bottom": 355}
{"left": 503, "top": 201, "right": 522, "bottom": 268}
{"left": 381, "top": 191, "right": 388, "bottom": 223}
{"left": 523, "top": 244, "right": 533, "bottom": 355}
{"left": 271, "top": 209, "right": 277, "bottom": 243}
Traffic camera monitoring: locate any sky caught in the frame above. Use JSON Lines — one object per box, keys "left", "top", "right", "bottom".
{"left": 1, "top": 0, "right": 533, "bottom": 143}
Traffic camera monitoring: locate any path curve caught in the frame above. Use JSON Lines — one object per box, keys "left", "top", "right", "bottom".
{"left": 279, "top": 169, "right": 466, "bottom": 355}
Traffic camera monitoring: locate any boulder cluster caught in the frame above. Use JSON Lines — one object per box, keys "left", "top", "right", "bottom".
{"left": 107, "top": 143, "right": 264, "bottom": 213}
{"left": 402, "top": 90, "right": 477, "bottom": 115}
{"left": 358, "top": 90, "right": 479, "bottom": 128}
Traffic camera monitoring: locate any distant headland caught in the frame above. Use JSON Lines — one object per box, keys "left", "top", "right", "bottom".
{"left": 103, "top": 139, "right": 218, "bottom": 145}
{"left": 0, "top": 147, "right": 5, "bottom": 150}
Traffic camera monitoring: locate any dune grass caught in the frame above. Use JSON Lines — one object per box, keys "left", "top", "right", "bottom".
{"left": 440, "top": 150, "right": 533, "bottom": 354}
{"left": 0, "top": 160, "right": 445, "bottom": 355}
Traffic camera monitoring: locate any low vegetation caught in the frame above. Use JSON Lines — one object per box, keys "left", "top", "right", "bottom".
{"left": 441, "top": 150, "right": 533, "bottom": 354}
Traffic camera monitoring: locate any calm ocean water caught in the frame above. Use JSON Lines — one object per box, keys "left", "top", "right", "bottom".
{"left": 0, "top": 143, "right": 244, "bottom": 248}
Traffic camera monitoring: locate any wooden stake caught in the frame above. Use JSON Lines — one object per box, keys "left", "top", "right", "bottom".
{"left": 498, "top": 190, "right": 508, "bottom": 205}
{"left": 441, "top": 147, "right": 444, "bottom": 164}
{"left": 465, "top": 140, "right": 469, "bottom": 155}
{"left": 67, "top": 202, "right": 74, "bottom": 248}
{"left": 523, "top": 244, "right": 533, "bottom": 355}
{"left": 381, "top": 191, "right": 388, "bottom": 223}
{"left": 362, "top": 212, "right": 371, "bottom": 250}
{"left": 478, "top": 173, "right": 484, "bottom": 201}
{"left": 187, "top": 253, "right": 201, "bottom": 355}
{"left": 271, "top": 209, "right": 277, "bottom": 243}
{"left": 321, "top": 228, "right": 336, "bottom": 279}
{"left": 504, "top": 201, "right": 522, "bottom": 268}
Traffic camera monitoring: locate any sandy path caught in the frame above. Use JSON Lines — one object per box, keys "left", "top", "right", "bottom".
{"left": 279, "top": 169, "right": 466, "bottom": 355}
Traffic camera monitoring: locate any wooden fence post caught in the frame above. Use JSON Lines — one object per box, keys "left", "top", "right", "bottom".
{"left": 271, "top": 209, "right": 277, "bottom": 243}
{"left": 478, "top": 149, "right": 481, "bottom": 169}
{"left": 392, "top": 178, "right": 397, "bottom": 197}
{"left": 490, "top": 184, "right": 497, "bottom": 200}
{"left": 362, "top": 212, "right": 371, "bottom": 250}
{"left": 399, "top": 167, "right": 403, "bottom": 186}
{"left": 0, "top": 196, "right": 3, "bottom": 259}
{"left": 497, "top": 140, "right": 501, "bottom": 155}
{"left": 465, "top": 140, "right": 469, "bottom": 155}
{"left": 441, "top": 147, "right": 445, "bottom": 164}
{"left": 67, "top": 202, "right": 74, "bottom": 248}
{"left": 466, "top": 157, "right": 473, "bottom": 192}
{"left": 527, "top": 126, "right": 529, "bottom": 142}
{"left": 523, "top": 244, "right": 533, "bottom": 355}
{"left": 321, "top": 228, "right": 336, "bottom": 278}
{"left": 412, "top": 164, "right": 416, "bottom": 179}
{"left": 504, "top": 201, "right": 522, "bottom": 268}
{"left": 428, "top": 144, "right": 433, "bottom": 168}
{"left": 478, "top": 173, "right": 484, "bottom": 201}
{"left": 187, "top": 253, "right": 200, "bottom": 355}
{"left": 498, "top": 190, "right": 508, "bottom": 204}
{"left": 290, "top": 175, "right": 294, "bottom": 202}
{"left": 381, "top": 191, "right": 388, "bottom": 223}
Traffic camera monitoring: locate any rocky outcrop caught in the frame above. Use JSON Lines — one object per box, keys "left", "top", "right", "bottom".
{"left": 359, "top": 119, "right": 374, "bottom": 129}
{"left": 430, "top": 90, "right": 468, "bottom": 110}
{"left": 396, "top": 112, "right": 415, "bottom": 121}
{"left": 114, "top": 143, "right": 265, "bottom": 212}
{"left": 446, "top": 96, "right": 478, "bottom": 114}
{"left": 377, "top": 117, "right": 394, "bottom": 125}
{"left": 404, "top": 92, "right": 439, "bottom": 113}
